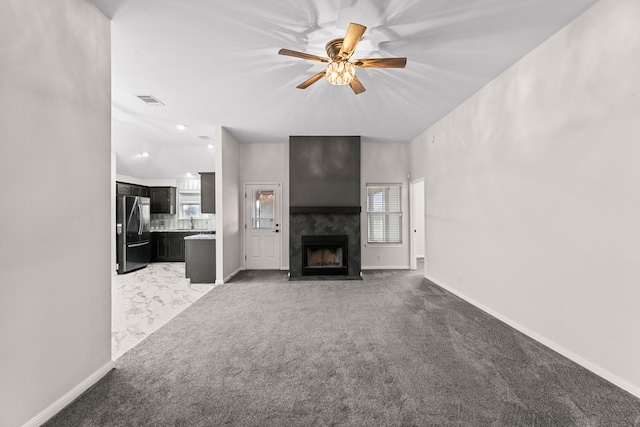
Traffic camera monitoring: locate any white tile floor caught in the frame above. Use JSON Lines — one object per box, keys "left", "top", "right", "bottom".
{"left": 111, "top": 262, "right": 216, "bottom": 359}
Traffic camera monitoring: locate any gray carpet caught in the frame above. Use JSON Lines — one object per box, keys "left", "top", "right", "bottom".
{"left": 46, "top": 268, "right": 640, "bottom": 426}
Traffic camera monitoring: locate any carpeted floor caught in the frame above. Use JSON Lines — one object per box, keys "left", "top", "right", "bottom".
{"left": 46, "top": 268, "right": 640, "bottom": 426}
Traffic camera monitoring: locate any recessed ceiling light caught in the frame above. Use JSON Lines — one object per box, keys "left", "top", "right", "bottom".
{"left": 176, "top": 124, "right": 186, "bottom": 131}
{"left": 186, "top": 172, "right": 193, "bottom": 178}
{"left": 207, "top": 144, "right": 214, "bottom": 149}
{"left": 141, "top": 152, "right": 150, "bottom": 157}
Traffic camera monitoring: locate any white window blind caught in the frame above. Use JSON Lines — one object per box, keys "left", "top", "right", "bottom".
{"left": 366, "top": 184, "right": 402, "bottom": 243}
{"left": 178, "top": 189, "right": 202, "bottom": 218}
{"left": 173, "top": 174, "right": 202, "bottom": 219}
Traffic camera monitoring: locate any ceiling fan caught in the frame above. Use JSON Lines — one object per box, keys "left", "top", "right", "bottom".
{"left": 278, "top": 23, "right": 407, "bottom": 95}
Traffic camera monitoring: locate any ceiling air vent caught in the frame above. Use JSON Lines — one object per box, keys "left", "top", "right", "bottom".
{"left": 136, "top": 95, "right": 164, "bottom": 106}
{"left": 198, "top": 136, "right": 212, "bottom": 140}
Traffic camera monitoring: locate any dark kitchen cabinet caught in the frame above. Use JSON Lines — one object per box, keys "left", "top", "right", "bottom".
{"left": 150, "top": 233, "right": 164, "bottom": 261}
{"left": 166, "top": 234, "right": 185, "bottom": 260}
{"left": 135, "top": 186, "right": 150, "bottom": 197}
{"left": 150, "top": 187, "right": 176, "bottom": 214}
{"left": 116, "top": 182, "right": 132, "bottom": 195}
{"left": 199, "top": 172, "right": 215, "bottom": 213}
{"left": 116, "top": 182, "right": 150, "bottom": 198}
{"left": 151, "top": 232, "right": 201, "bottom": 262}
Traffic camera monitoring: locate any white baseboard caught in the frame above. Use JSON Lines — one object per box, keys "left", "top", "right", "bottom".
{"left": 425, "top": 275, "right": 640, "bottom": 400}
{"left": 222, "top": 266, "right": 242, "bottom": 283}
{"left": 362, "top": 265, "right": 411, "bottom": 270}
{"left": 23, "top": 360, "right": 116, "bottom": 427}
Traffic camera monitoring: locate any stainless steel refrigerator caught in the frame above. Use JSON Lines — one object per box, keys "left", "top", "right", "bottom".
{"left": 116, "top": 195, "right": 151, "bottom": 274}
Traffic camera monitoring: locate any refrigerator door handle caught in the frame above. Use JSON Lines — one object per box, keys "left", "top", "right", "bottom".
{"left": 138, "top": 203, "right": 143, "bottom": 235}
{"left": 128, "top": 241, "right": 149, "bottom": 248}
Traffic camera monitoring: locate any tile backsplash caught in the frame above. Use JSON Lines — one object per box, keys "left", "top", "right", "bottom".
{"left": 150, "top": 178, "right": 215, "bottom": 231}
{"left": 150, "top": 214, "right": 214, "bottom": 231}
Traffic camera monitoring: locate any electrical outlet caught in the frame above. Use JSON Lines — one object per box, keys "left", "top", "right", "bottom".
{"left": 377, "top": 255, "right": 381, "bottom": 261}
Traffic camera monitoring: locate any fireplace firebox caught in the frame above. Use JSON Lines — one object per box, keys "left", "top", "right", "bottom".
{"left": 302, "top": 235, "right": 348, "bottom": 276}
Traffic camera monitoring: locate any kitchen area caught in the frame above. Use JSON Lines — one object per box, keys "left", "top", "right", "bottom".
{"left": 112, "top": 172, "right": 217, "bottom": 359}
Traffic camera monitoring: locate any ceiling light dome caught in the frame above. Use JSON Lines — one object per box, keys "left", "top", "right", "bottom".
{"left": 325, "top": 60, "right": 355, "bottom": 85}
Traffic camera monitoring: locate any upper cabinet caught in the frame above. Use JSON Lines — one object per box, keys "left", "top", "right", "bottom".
{"left": 150, "top": 186, "right": 176, "bottom": 214}
{"left": 116, "top": 182, "right": 132, "bottom": 195}
{"left": 139, "top": 186, "right": 150, "bottom": 198}
{"left": 200, "top": 172, "right": 215, "bottom": 213}
{"left": 116, "top": 181, "right": 150, "bottom": 198}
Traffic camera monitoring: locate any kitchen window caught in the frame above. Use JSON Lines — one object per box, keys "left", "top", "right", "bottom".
{"left": 178, "top": 189, "right": 203, "bottom": 219}
{"left": 366, "top": 184, "right": 402, "bottom": 244}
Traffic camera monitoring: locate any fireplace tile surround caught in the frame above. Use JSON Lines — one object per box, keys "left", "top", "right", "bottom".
{"left": 289, "top": 212, "right": 361, "bottom": 278}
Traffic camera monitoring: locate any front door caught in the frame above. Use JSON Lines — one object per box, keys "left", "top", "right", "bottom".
{"left": 244, "top": 183, "right": 281, "bottom": 269}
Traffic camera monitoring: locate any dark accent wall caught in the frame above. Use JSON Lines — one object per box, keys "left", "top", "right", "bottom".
{"left": 289, "top": 136, "right": 360, "bottom": 207}
{"left": 289, "top": 135, "right": 362, "bottom": 278}
{"left": 290, "top": 213, "right": 361, "bottom": 277}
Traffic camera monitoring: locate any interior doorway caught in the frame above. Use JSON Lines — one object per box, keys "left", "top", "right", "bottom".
{"left": 409, "top": 179, "right": 425, "bottom": 271}
{"left": 244, "top": 183, "right": 282, "bottom": 270}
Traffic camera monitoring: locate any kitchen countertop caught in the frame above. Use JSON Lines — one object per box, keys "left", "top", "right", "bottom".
{"left": 184, "top": 234, "right": 216, "bottom": 240}
{"left": 151, "top": 230, "right": 215, "bottom": 233}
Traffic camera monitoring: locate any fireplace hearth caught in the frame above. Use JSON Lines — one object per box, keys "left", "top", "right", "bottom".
{"left": 302, "top": 235, "right": 348, "bottom": 276}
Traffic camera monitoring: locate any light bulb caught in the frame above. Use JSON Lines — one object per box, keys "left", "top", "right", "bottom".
{"left": 325, "top": 60, "right": 355, "bottom": 85}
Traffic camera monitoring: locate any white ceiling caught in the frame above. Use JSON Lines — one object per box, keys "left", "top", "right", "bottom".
{"left": 91, "top": 0, "right": 599, "bottom": 180}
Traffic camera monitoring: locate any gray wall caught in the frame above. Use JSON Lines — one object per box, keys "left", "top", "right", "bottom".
{"left": 240, "top": 141, "right": 290, "bottom": 269}
{"left": 239, "top": 138, "right": 412, "bottom": 270}
{"left": 415, "top": 0, "right": 640, "bottom": 397}
{"left": 361, "top": 142, "right": 411, "bottom": 269}
{"left": 216, "top": 127, "right": 242, "bottom": 283}
{"left": 0, "top": 1, "right": 113, "bottom": 425}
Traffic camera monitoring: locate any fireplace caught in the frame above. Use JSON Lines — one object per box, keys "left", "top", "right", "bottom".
{"left": 290, "top": 212, "right": 360, "bottom": 278}
{"left": 302, "top": 235, "right": 348, "bottom": 276}
{"left": 289, "top": 135, "right": 361, "bottom": 279}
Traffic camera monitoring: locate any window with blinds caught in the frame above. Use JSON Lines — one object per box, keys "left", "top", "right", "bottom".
{"left": 366, "top": 184, "right": 402, "bottom": 244}
{"left": 178, "top": 189, "right": 202, "bottom": 218}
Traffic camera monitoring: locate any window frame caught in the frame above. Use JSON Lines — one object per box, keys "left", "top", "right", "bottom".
{"left": 177, "top": 189, "right": 204, "bottom": 219}
{"left": 366, "top": 183, "right": 403, "bottom": 245}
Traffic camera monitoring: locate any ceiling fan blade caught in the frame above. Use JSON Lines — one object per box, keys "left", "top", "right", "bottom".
{"left": 339, "top": 23, "right": 366, "bottom": 59}
{"left": 353, "top": 57, "right": 407, "bottom": 68}
{"left": 296, "top": 71, "right": 326, "bottom": 89}
{"left": 349, "top": 76, "right": 366, "bottom": 94}
{"left": 278, "top": 48, "right": 329, "bottom": 63}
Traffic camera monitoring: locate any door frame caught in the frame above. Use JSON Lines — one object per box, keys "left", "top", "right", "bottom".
{"left": 409, "top": 178, "right": 425, "bottom": 271}
{"left": 243, "top": 182, "right": 283, "bottom": 270}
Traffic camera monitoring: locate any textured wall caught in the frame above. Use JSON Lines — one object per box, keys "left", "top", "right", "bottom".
{"left": 417, "top": 0, "right": 640, "bottom": 396}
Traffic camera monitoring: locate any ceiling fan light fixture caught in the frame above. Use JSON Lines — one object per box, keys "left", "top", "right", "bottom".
{"left": 326, "top": 60, "right": 355, "bottom": 85}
